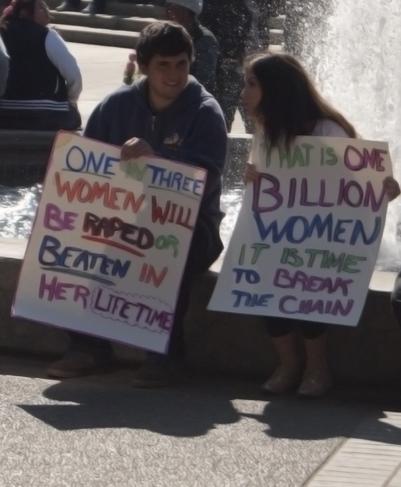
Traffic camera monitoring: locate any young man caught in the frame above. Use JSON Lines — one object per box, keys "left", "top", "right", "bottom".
{"left": 47, "top": 21, "right": 227, "bottom": 387}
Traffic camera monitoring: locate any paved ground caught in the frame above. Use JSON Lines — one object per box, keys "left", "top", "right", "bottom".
{"left": 67, "top": 42, "right": 246, "bottom": 132}
{"left": 0, "top": 354, "right": 400, "bottom": 487}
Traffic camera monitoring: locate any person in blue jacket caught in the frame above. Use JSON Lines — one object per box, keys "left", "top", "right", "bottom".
{"left": 47, "top": 20, "right": 227, "bottom": 387}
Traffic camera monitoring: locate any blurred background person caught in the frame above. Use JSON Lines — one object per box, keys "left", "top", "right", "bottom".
{"left": 0, "top": 0, "right": 82, "bottom": 129}
{"left": 201, "top": 0, "right": 251, "bottom": 131}
{"left": 165, "top": 0, "right": 218, "bottom": 96}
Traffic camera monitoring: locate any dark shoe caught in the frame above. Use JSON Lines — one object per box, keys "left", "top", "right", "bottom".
{"left": 131, "top": 359, "right": 188, "bottom": 389}
{"left": 47, "top": 351, "right": 111, "bottom": 379}
{"left": 56, "top": 1, "right": 81, "bottom": 11}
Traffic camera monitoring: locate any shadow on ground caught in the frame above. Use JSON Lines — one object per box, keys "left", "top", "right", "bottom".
{"left": 20, "top": 378, "right": 244, "bottom": 438}
{"left": 245, "top": 395, "right": 401, "bottom": 446}
{"left": 4, "top": 352, "right": 401, "bottom": 444}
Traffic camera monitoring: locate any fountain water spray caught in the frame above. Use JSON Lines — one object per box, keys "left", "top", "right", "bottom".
{"left": 300, "top": 0, "right": 401, "bottom": 269}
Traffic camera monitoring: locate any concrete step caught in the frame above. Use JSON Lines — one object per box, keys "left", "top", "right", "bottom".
{"left": 52, "top": 13, "right": 284, "bottom": 44}
{"left": 55, "top": 22, "right": 284, "bottom": 50}
{"left": 48, "top": 1, "right": 285, "bottom": 49}
{"left": 51, "top": 11, "right": 155, "bottom": 31}
{"left": 54, "top": 23, "right": 140, "bottom": 48}
{"left": 54, "top": 22, "right": 284, "bottom": 50}
{"left": 48, "top": 0, "right": 165, "bottom": 18}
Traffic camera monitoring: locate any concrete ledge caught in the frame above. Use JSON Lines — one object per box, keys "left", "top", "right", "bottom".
{"left": 186, "top": 272, "right": 401, "bottom": 385}
{"left": 1, "top": 131, "right": 401, "bottom": 385}
{"left": 1, "top": 247, "right": 401, "bottom": 385}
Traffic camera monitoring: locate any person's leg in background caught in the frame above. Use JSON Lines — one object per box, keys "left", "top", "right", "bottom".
{"left": 81, "top": 0, "right": 106, "bottom": 14}
{"left": 55, "top": 0, "right": 81, "bottom": 12}
{"left": 216, "top": 58, "right": 243, "bottom": 132}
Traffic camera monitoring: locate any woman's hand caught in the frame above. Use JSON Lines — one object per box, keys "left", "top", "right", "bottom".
{"left": 383, "top": 176, "right": 401, "bottom": 201}
{"left": 121, "top": 137, "right": 154, "bottom": 161}
{"left": 244, "top": 163, "right": 260, "bottom": 184}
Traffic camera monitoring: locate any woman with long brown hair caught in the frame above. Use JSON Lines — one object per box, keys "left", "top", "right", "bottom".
{"left": 242, "top": 51, "right": 399, "bottom": 397}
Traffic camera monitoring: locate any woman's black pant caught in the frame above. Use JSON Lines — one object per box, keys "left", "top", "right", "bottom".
{"left": 266, "top": 316, "right": 327, "bottom": 339}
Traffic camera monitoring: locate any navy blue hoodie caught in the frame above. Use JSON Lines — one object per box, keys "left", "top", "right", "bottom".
{"left": 85, "top": 75, "right": 227, "bottom": 264}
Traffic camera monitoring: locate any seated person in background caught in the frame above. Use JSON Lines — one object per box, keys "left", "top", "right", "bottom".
{"left": 0, "top": 32, "right": 9, "bottom": 96}
{"left": 0, "top": 0, "right": 82, "bottom": 130}
{"left": 123, "top": 0, "right": 219, "bottom": 97}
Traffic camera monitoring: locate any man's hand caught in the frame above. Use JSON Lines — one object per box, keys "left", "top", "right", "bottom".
{"left": 121, "top": 137, "right": 154, "bottom": 161}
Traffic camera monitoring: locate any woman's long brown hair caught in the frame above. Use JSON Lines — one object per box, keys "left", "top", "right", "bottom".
{"left": 246, "top": 52, "right": 357, "bottom": 148}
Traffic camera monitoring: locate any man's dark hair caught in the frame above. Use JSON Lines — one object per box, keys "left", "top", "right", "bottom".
{"left": 136, "top": 20, "right": 194, "bottom": 66}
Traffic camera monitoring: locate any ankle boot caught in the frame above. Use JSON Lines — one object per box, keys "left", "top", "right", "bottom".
{"left": 298, "top": 333, "right": 331, "bottom": 397}
{"left": 262, "top": 332, "right": 301, "bottom": 394}
{"left": 262, "top": 364, "right": 300, "bottom": 393}
{"left": 297, "top": 367, "right": 332, "bottom": 397}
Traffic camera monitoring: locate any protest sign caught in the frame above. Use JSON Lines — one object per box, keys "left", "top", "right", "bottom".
{"left": 209, "top": 136, "right": 392, "bottom": 326}
{"left": 13, "top": 132, "right": 206, "bottom": 353}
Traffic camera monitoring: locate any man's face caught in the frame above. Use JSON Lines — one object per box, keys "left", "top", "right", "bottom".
{"left": 140, "top": 52, "right": 191, "bottom": 110}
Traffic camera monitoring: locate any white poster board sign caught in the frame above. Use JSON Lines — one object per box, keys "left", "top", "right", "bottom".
{"left": 209, "top": 136, "right": 392, "bottom": 326}
{"left": 13, "top": 132, "right": 206, "bottom": 353}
